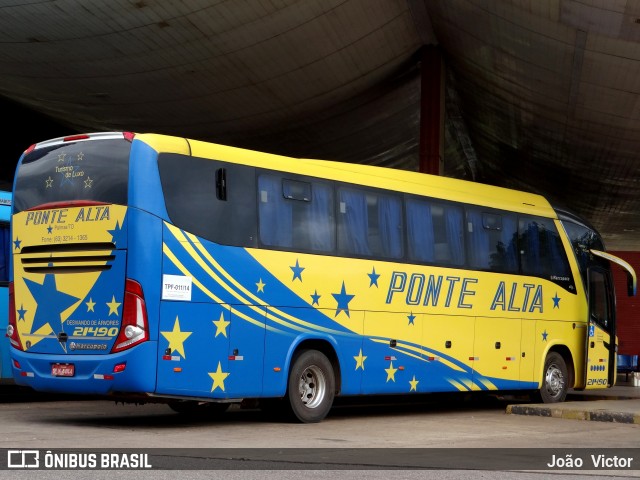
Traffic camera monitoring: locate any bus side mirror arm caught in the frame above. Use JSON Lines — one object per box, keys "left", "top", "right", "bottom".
{"left": 590, "top": 249, "right": 637, "bottom": 297}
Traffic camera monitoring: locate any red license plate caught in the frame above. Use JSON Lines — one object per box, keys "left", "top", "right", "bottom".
{"left": 51, "top": 364, "right": 75, "bottom": 377}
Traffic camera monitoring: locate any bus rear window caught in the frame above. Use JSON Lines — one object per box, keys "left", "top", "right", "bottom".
{"left": 13, "top": 139, "right": 130, "bottom": 213}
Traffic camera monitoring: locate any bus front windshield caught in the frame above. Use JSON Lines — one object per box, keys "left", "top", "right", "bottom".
{"left": 13, "top": 139, "right": 130, "bottom": 213}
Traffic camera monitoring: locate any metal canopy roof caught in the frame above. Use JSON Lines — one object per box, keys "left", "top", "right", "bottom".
{"left": 0, "top": 0, "right": 638, "bottom": 249}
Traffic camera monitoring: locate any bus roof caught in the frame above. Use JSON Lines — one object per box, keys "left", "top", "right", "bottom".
{"left": 135, "top": 133, "right": 556, "bottom": 218}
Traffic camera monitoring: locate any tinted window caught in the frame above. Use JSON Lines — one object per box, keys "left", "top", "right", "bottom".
{"left": 337, "top": 186, "right": 403, "bottom": 259}
{"left": 519, "top": 216, "right": 573, "bottom": 287}
{"left": 406, "top": 197, "right": 465, "bottom": 266}
{"left": 466, "top": 208, "right": 518, "bottom": 272}
{"left": 431, "top": 203, "right": 465, "bottom": 266}
{"left": 159, "top": 154, "right": 257, "bottom": 246}
{"left": 14, "top": 139, "right": 130, "bottom": 213}
{"left": 259, "top": 174, "right": 334, "bottom": 252}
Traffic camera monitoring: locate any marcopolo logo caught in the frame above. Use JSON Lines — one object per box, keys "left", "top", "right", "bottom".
{"left": 7, "top": 450, "right": 39, "bottom": 468}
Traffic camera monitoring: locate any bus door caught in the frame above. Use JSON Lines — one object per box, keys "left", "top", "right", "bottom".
{"left": 585, "top": 250, "right": 637, "bottom": 389}
{"left": 584, "top": 268, "right": 615, "bottom": 389}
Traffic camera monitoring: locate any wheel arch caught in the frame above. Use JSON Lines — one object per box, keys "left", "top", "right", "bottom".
{"left": 289, "top": 338, "right": 342, "bottom": 395}
{"left": 545, "top": 344, "right": 575, "bottom": 389}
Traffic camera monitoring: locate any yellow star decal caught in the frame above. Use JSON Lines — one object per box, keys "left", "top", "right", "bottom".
{"left": 256, "top": 279, "right": 266, "bottom": 293}
{"left": 85, "top": 298, "right": 96, "bottom": 312}
{"left": 45, "top": 176, "right": 53, "bottom": 188}
{"left": 385, "top": 361, "right": 398, "bottom": 382}
{"left": 106, "top": 295, "right": 121, "bottom": 316}
{"left": 213, "top": 312, "right": 230, "bottom": 338}
{"left": 160, "top": 316, "right": 192, "bottom": 358}
{"left": 354, "top": 349, "right": 367, "bottom": 370}
{"left": 208, "top": 361, "right": 230, "bottom": 392}
{"left": 409, "top": 375, "right": 419, "bottom": 392}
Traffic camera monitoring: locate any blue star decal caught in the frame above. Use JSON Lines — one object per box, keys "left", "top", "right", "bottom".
{"left": 290, "top": 259, "right": 305, "bottom": 282}
{"left": 24, "top": 273, "right": 81, "bottom": 334}
{"left": 13, "top": 238, "right": 21, "bottom": 251}
{"left": 542, "top": 330, "right": 548, "bottom": 342}
{"left": 407, "top": 313, "right": 416, "bottom": 325}
{"left": 368, "top": 267, "right": 380, "bottom": 287}
{"left": 47, "top": 226, "right": 53, "bottom": 234}
{"left": 332, "top": 281, "right": 355, "bottom": 318}
{"left": 17, "top": 304, "right": 27, "bottom": 322}
{"left": 552, "top": 293, "right": 561, "bottom": 309}
{"left": 310, "top": 290, "right": 321, "bottom": 306}
{"left": 108, "top": 219, "right": 127, "bottom": 248}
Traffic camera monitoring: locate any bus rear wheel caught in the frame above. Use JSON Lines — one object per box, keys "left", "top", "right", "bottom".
{"left": 286, "top": 350, "right": 335, "bottom": 423}
{"left": 539, "top": 352, "right": 568, "bottom": 403}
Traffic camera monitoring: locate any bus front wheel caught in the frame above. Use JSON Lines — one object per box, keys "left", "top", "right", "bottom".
{"left": 286, "top": 350, "right": 335, "bottom": 423}
{"left": 539, "top": 352, "right": 568, "bottom": 403}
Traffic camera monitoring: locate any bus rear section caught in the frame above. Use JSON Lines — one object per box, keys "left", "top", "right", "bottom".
{"left": 0, "top": 191, "right": 12, "bottom": 384}
{"left": 8, "top": 133, "right": 155, "bottom": 395}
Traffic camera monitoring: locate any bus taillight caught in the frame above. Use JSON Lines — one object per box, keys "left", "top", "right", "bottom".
{"left": 112, "top": 279, "right": 149, "bottom": 353}
{"left": 7, "top": 282, "right": 23, "bottom": 351}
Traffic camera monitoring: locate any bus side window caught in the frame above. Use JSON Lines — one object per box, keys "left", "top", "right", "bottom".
{"left": 259, "top": 175, "right": 293, "bottom": 248}
{"left": 406, "top": 197, "right": 435, "bottom": 263}
{"left": 519, "top": 216, "right": 571, "bottom": 280}
{"left": 466, "top": 209, "right": 518, "bottom": 273}
{"left": 431, "top": 203, "right": 465, "bottom": 266}
{"left": 158, "top": 154, "right": 257, "bottom": 247}
{"left": 258, "top": 174, "right": 335, "bottom": 253}
{"left": 337, "top": 187, "right": 402, "bottom": 259}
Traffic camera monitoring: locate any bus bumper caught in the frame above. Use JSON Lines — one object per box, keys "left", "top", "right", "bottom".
{"left": 10, "top": 342, "right": 157, "bottom": 395}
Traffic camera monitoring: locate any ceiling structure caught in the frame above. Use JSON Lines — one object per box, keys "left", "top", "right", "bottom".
{"left": 0, "top": 0, "right": 638, "bottom": 250}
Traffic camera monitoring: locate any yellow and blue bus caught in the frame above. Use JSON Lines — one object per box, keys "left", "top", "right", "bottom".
{"left": 7, "top": 132, "right": 636, "bottom": 422}
{"left": 0, "top": 191, "right": 12, "bottom": 384}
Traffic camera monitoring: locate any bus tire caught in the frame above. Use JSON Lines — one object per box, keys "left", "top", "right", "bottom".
{"left": 539, "top": 352, "right": 568, "bottom": 403}
{"left": 168, "top": 401, "right": 229, "bottom": 417}
{"left": 286, "top": 349, "right": 335, "bottom": 423}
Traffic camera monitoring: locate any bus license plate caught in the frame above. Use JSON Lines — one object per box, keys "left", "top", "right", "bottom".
{"left": 51, "top": 364, "right": 75, "bottom": 377}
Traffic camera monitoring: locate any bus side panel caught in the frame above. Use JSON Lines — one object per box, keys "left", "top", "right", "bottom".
{"left": 422, "top": 314, "right": 476, "bottom": 392}
{"left": 156, "top": 301, "right": 231, "bottom": 397}
{"left": 519, "top": 319, "right": 537, "bottom": 384}
{"left": 0, "top": 285, "right": 10, "bottom": 382}
{"left": 0, "top": 195, "right": 11, "bottom": 383}
{"left": 534, "top": 319, "right": 586, "bottom": 389}
{"left": 362, "top": 310, "right": 424, "bottom": 394}
{"left": 262, "top": 307, "right": 362, "bottom": 397}
{"left": 160, "top": 224, "right": 271, "bottom": 398}
{"left": 473, "top": 317, "right": 522, "bottom": 389}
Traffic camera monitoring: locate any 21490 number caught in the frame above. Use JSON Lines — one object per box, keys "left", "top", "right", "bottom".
{"left": 72, "top": 326, "right": 118, "bottom": 337}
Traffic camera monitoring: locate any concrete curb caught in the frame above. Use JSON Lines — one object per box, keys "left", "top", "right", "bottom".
{"left": 506, "top": 404, "right": 640, "bottom": 424}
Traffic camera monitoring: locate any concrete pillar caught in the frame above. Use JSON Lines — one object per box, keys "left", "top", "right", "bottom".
{"left": 419, "top": 46, "right": 445, "bottom": 175}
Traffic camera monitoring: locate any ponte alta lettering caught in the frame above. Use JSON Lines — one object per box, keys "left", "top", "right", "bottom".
{"left": 25, "top": 206, "right": 111, "bottom": 225}
{"left": 385, "top": 271, "right": 544, "bottom": 313}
